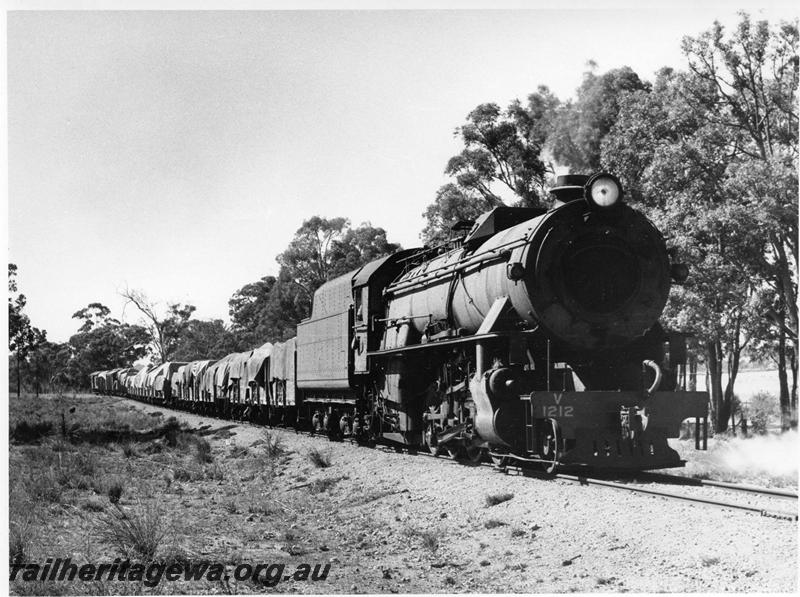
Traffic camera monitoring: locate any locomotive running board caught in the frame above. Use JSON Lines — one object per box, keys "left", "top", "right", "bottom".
{"left": 369, "top": 328, "right": 537, "bottom": 357}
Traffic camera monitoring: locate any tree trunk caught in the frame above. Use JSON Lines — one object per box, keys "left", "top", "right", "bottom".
{"left": 688, "top": 353, "right": 697, "bottom": 391}
{"left": 776, "top": 299, "right": 791, "bottom": 430}
{"left": 791, "top": 346, "right": 798, "bottom": 429}
{"left": 16, "top": 352, "right": 21, "bottom": 398}
{"left": 707, "top": 340, "right": 728, "bottom": 433}
{"left": 724, "top": 332, "right": 743, "bottom": 436}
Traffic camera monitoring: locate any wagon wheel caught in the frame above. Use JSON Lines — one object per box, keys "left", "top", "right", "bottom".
{"left": 537, "top": 418, "right": 561, "bottom": 474}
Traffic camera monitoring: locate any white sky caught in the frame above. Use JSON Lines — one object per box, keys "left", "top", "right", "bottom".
{"left": 6, "top": 1, "right": 798, "bottom": 342}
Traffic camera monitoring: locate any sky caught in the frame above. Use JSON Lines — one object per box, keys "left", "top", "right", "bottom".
{"left": 6, "top": 1, "right": 798, "bottom": 342}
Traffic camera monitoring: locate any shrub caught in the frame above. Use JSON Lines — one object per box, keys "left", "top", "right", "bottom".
{"left": 24, "top": 470, "right": 63, "bottom": 503}
{"left": 82, "top": 497, "right": 106, "bottom": 513}
{"left": 229, "top": 445, "right": 249, "bottom": 459}
{"left": 173, "top": 467, "right": 194, "bottom": 482}
{"left": 194, "top": 437, "right": 213, "bottom": 464}
{"left": 308, "top": 477, "right": 339, "bottom": 494}
{"left": 308, "top": 447, "right": 331, "bottom": 468}
{"left": 11, "top": 420, "right": 53, "bottom": 443}
{"left": 54, "top": 451, "right": 99, "bottom": 490}
{"left": 224, "top": 500, "right": 239, "bottom": 514}
{"left": 485, "top": 492, "right": 514, "bottom": 507}
{"left": 10, "top": 515, "right": 39, "bottom": 563}
{"left": 107, "top": 482, "right": 124, "bottom": 504}
{"left": 122, "top": 442, "right": 137, "bottom": 458}
{"left": 744, "top": 391, "right": 779, "bottom": 434}
{"left": 96, "top": 502, "right": 169, "bottom": 561}
{"left": 420, "top": 531, "right": 439, "bottom": 552}
{"left": 262, "top": 431, "right": 285, "bottom": 459}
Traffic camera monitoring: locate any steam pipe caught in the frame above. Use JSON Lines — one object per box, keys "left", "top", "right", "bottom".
{"left": 642, "top": 360, "right": 662, "bottom": 396}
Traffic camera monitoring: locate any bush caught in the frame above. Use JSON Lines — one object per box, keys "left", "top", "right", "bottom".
{"left": 308, "top": 447, "right": 331, "bottom": 468}
{"left": 82, "top": 497, "right": 106, "bottom": 512}
{"left": 11, "top": 420, "right": 53, "bottom": 443}
{"left": 96, "top": 502, "right": 169, "bottom": 561}
{"left": 262, "top": 431, "right": 285, "bottom": 459}
{"left": 9, "top": 514, "right": 39, "bottom": 563}
{"left": 193, "top": 437, "right": 213, "bottom": 464}
{"left": 24, "top": 470, "right": 63, "bottom": 503}
{"left": 420, "top": 530, "right": 439, "bottom": 552}
{"left": 308, "top": 477, "right": 339, "bottom": 494}
{"left": 744, "top": 391, "right": 779, "bottom": 434}
{"left": 107, "top": 482, "right": 124, "bottom": 504}
{"left": 485, "top": 492, "right": 514, "bottom": 507}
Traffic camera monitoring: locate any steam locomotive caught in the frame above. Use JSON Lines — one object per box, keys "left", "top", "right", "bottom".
{"left": 93, "top": 173, "right": 709, "bottom": 471}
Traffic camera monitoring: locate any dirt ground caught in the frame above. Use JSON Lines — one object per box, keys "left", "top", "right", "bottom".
{"left": 9, "top": 393, "right": 799, "bottom": 594}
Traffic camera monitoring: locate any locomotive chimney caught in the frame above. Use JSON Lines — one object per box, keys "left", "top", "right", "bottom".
{"left": 549, "top": 174, "right": 589, "bottom": 206}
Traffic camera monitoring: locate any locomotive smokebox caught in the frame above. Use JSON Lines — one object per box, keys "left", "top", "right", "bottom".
{"left": 513, "top": 200, "right": 671, "bottom": 351}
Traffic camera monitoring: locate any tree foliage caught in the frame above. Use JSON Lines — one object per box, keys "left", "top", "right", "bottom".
{"left": 422, "top": 88, "right": 559, "bottom": 243}
{"left": 169, "top": 319, "right": 242, "bottom": 362}
{"left": 603, "top": 13, "right": 798, "bottom": 430}
{"left": 8, "top": 264, "right": 49, "bottom": 396}
{"left": 228, "top": 218, "right": 401, "bottom": 347}
{"left": 66, "top": 302, "right": 150, "bottom": 386}
{"left": 420, "top": 184, "right": 488, "bottom": 246}
{"left": 550, "top": 65, "right": 650, "bottom": 173}
{"left": 121, "top": 288, "right": 196, "bottom": 364}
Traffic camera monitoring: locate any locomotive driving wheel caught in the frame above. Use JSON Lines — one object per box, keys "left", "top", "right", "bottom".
{"left": 537, "top": 418, "right": 561, "bottom": 474}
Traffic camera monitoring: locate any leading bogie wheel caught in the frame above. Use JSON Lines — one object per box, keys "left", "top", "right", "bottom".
{"left": 424, "top": 427, "right": 442, "bottom": 457}
{"left": 537, "top": 418, "right": 561, "bottom": 474}
{"left": 463, "top": 445, "right": 484, "bottom": 464}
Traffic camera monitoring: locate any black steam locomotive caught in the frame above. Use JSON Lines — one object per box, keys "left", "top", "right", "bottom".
{"left": 96, "top": 172, "right": 709, "bottom": 471}
{"left": 295, "top": 172, "right": 708, "bottom": 470}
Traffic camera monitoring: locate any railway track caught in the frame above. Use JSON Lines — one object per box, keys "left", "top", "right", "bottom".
{"left": 127, "top": 396, "right": 799, "bottom": 523}
{"left": 492, "top": 463, "right": 798, "bottom": 522}
{"left": 370, "top": 436, "right": 798, "bottom": 522}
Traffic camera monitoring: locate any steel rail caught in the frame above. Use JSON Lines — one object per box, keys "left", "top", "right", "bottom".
{"left": 633, "top": 471, "right": 798, "bottom": 500}
{"left": 548, "top": 472, "right": 798, "bottom": 521}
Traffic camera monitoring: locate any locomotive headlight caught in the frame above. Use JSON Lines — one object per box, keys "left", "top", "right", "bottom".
{"left": 585, "top": 173, "right": 624, "bottom": 209}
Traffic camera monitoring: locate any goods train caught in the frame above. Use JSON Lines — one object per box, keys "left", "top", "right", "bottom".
{"left": 91, "top": 173, "right": 709, "bottom": 471}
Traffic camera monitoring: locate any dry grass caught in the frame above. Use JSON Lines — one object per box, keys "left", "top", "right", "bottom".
{"left": 307, "top": 476, "right": 341, "bottom": 494}
{"left": 95, "top": 501, "right": 170, "bottom": 561}
{"left": 9, "top": 513, "right": 40, "bottom": 563}
{"left": 308, "top": 447, "right": 331, "bottom": 468}
{"left": 262, "top": 430, "right": 285, "bottom": 459}
{"left": 485, "top": 492, "right": 514, "bottom": 507}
